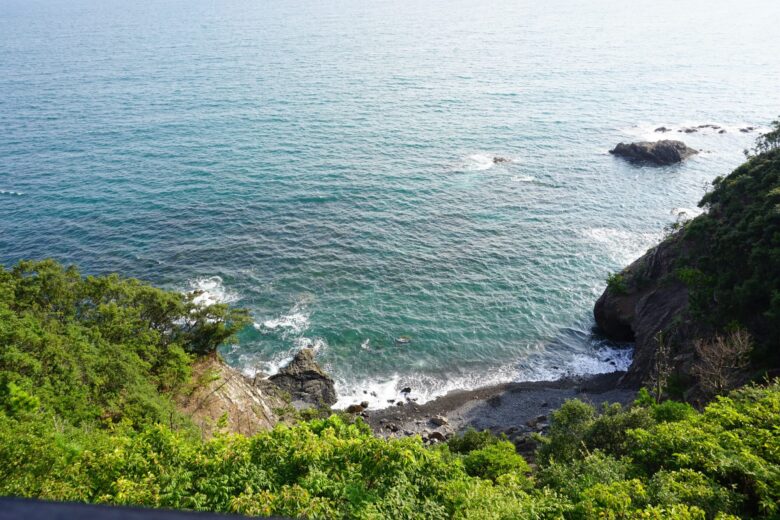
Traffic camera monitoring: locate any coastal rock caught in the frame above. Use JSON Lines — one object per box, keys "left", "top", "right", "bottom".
{"left": 428, "top": 431, "right": 446, "bottom": 443}
{"left": 654, "top": 126, "right": 671, "bottom": 133}
{"left": 609, "top": 140, "right": 698, "bottom": 166}
{"left": 269, "top": 348, "right": 337, "bottom": 407}
{"left": 346, "top": 404, "right": 365, "bottom": 414}
{"left": 430, "top": 415, "right": 448, "bottom": 427}
{"left": 493, "top": 156, "right": 511, "bottom": 164}
{"left": 594, "top": 234, "right": 696, "bottom": 386}
{"left": 178, "top": 353, "right": 286, "bottom": 437}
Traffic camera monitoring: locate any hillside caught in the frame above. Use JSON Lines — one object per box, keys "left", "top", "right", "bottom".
{"left": 595, "top": 146, "right": 780, "bottom": 396}
{"left": 1, "top": 261, "right": 780, "bottom": 518}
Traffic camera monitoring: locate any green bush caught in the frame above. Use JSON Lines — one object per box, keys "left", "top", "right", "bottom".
{"left": 648, "top": 469, "right": 739, "bottom": 518}
{"left": 0, "top": 259, "right": 249, "bottom": 428}
{"left": 606, "top": 272, "right": 629, "bottom": 295}
{"left": 461, "top": 441, "right": 530, "bottom": 482}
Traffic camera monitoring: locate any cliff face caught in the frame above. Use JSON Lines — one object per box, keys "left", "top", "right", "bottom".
{"left": 594, "top": 234, "right": 699, "bottom": 387}
{"left": 595, "top": 148, "right": 780, "bottom": 390}
{"left": 178, "top": 354, "right": 287, "bottom": 437}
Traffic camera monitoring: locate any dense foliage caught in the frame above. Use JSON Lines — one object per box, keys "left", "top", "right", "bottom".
{"left": 4, "top": 376, "right": 780, "bottom": 518}
{"left": 1, "top": 262, "right": 779, "bottom": 519}
{"left": 0, "top": 259, "right": 249, "bottom": 428}
{"left": 679, "top": 146, "right": 780, "bottom": 364}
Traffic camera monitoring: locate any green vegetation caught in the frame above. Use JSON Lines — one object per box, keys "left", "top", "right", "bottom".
{"left": 606, "top": 272, "right": 628, "bottom": 295}
{"left": 1, "top": 256, "right": 778, "bottom": 518}
{"left": 679, "top": 144, "right": 780, "bottom": 366}
{"left": 0, "top": 259, "right": 249, "bottom": 429}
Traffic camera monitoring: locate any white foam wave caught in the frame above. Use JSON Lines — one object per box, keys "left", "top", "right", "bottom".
{"left": 188, "top": 276, "right": 239, "bottom": 306}
{"left": 256, "top": 301, "right": 311, "bottom": 336}
{"left": 333, "top": 344, "right": 632, "bottom": 410}
{"left": 582, "top": 227, "right": 662, "bottom": 266}
{"left": 515, "top": 345, "right": 633, "bottom": 383}
{"left": 463, "top": 153, "right": 497, "bottom": 171}
{"left": 294, "top": 336, "right": 327, "bottom": 352}
{"left": 671, "top": 206, "right": 704, "bottom": 221}
{"left": 0, "top": 189, "right": 24, "bottom": 196}
{"left": 512, "top": 175, "right": 535, "bottom": 182}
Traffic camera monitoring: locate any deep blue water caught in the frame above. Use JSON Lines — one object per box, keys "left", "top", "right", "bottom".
{"left": 2, "top": 0, "right": 779, "bottom": 407}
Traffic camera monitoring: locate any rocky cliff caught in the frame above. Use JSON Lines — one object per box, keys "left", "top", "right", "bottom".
{"left": 595, "top": 148, "right": 780, "bottom": 391}
{"left": 594, "top": 234, "right": 699, "bottom": 387}
{"left": 179, "top": 348, "right": 337, "bottom": 436}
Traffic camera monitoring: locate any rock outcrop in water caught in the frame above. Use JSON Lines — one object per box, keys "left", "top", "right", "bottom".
{"left": 609, "top": 140, "right": 698, "bottom": 166}
{"left": 269, "top": 348, "right": 337, "bottom": 407}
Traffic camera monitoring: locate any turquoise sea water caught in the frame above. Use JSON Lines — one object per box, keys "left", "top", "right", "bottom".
{"left": 2, "top": 0, "right": 780, "bottom": 407}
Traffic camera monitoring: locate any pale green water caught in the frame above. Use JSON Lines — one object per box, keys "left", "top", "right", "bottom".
{"left": 1, "top": 0, "right": 779, "bottom": 407}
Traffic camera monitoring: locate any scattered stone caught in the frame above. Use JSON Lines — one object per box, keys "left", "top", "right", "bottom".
{"left": 541, "top": 401, "right": 549, "bottom": 408}
{"left": 678, "top": 127, "right": 698, "bottom": 133}
{"left": 430, "top": 416, "right": 448, "bottom": 427}
{"left": 654, "top": 126, "right": 671, "bottom": 133}
{"left": 387, "top": 399, "right": 395, "bottom": 404}
{"left": 609, "top": 140, "right": 698, "bottom": 166}
{"left": 428, "top": 431, "right": 446, "bottom": 443}
{"left": 268, "top": 349, "right": 337, "bottom": 406}
{"left": 401, "top": 387, "right": 412, "bottom": 394}
{"left": 360, "top": 401, "right": 369, "bottom": 409}
{"left": 346, "top": 404, "right": 365, "bottom": 414}
{"left": 396, "top": 401, "right": 404, "bottom": 407}
{"left": 719, "top": 129, "right": 727, "bottom": 134}
{"left": 387, "top": 424, "right": 399, "bottom": 432}
{"left": 493, "top": 156, "right": 511, "bottom": 163}
{"left": 740, "top": 126, "right": 756, "bottom": 133}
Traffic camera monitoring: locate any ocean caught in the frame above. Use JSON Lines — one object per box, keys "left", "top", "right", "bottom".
{"left": 2, "top": 0, "right": 779, "bottom": 408}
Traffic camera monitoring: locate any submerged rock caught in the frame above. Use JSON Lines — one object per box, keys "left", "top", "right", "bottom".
{"left": 609, "top": 140, "right": 698, "bottom": 166}
{"left": 654, "top": 126, "right": 671, "bottom": 133}
{"left": 269, "top": 348, "right": 337, "bottom": 407}
{"left": 493, "top": 156, "right": 511, "bottom": 164}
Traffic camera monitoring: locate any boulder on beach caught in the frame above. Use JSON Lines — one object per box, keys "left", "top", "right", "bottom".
{"left": 269, "top": 348, "right": 337, "bottom": 407}
{"left": 609, "top": 140, "right": 698, "bottom": 166}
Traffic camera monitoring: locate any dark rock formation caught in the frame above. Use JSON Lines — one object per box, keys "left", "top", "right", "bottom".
{"left": 493, "top": 156, "right": 511, "bottom": 164}
{"left": 269, "top": 348, "right": 337, "bottom": 407}
{"left": 594, "top": 235, "right": 699, "bottom": 386}
{"left": 609, "top": 140, "right": 698, "bottom": 166}
{"left": 654, "top": 126, "right": 671, "bottom": 133}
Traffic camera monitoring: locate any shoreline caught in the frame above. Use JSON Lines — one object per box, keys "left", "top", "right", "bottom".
{"left": 363, "top": 371, "right": 638, "bottom": 455}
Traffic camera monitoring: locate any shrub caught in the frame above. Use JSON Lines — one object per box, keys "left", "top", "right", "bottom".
{"left": 461, "top": 441, "right": 530, "bottom": 482}
{"left": 607, "top": 272, "right": 628, "bottom": 295}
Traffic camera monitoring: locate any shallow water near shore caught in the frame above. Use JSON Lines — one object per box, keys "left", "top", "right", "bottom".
{"left": 2, "top": 0, "right": 780, "bottom": 408}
